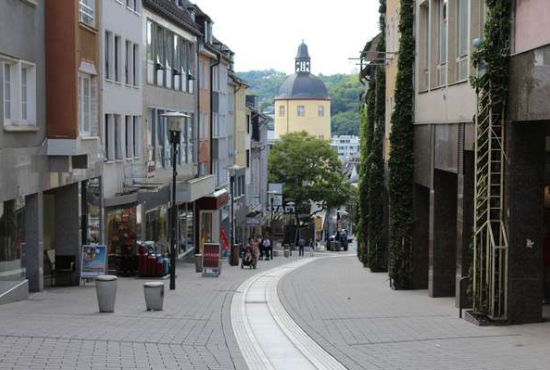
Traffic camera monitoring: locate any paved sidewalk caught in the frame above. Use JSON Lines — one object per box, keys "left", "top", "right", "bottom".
{"left": 0, "top": 255, "right": 296, "bottom": 370}
{"left": 279, "top": 255, "right": 550, "bottom": 370}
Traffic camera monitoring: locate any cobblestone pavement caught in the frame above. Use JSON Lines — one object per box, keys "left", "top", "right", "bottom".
{"left": 279, "top": 255, "right": 550, "bottom": 370}
{"left": 0, "top": 254, "right": 298, "bottom": 370}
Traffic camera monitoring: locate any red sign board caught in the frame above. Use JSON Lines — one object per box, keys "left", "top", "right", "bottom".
{"left": 203, "top": 243, "right": 221, "bottom": 276}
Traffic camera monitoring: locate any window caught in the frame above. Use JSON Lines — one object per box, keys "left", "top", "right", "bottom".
{"left": 125, "top": 41, "right": 131, "bottom": 84}
{"left": 421, "top": 3, "right": 430, "bottom": 90}
{"left": 146, "top": 21, "right": 154, "bottom": 84}
{"left": 318, "top": 135, "right": 325, "bottom": 140}
{"left": 133, "top": 116, "right": 140, "bottom": 158}
{"left": 318, "top": 105, "right": 324, "bottom": 117}
{"left": 246, "top": 150, "right": 250, "bottom": 168}
{"left": 79, "top": 0, "right": 95, "bottom": 26}
{"left": 115, "top": 115, "right": 123, "bottom": 160}
{"left": 125, "top": 116, "right": 132, "bottom": 158}
{"left": 165, "top": 30, "right": 173, "bottom": 89}
{"left": 279, "top": 105, "right": 285, "bottom": 117}
{"left": 190, "top": 114, "right": 196, "bottom": 162}
{"left": 126, "top": 0, "right": 138, "bottom": 11}
{"left": 457, "top": 0, "right": 469, "bottom": 81}
{"left": 155, "top": 25, "right": 164, "bottom": 86}
{"left": 79, "top": 74, "right": 92, "bottom": 136}
{"left": 21, "top": 68, "right": 27, "bottom": 121}
{"left": 438, "top": 0, "right": 448, "bottom": 85}
{"left": 174, "top": 36, "right": 180, "bottom": 90}
{"left": 133, "top": 44, "right": 139, "bottom": 86}
{"left": 104, "top": 114, "right": 112, "bottom": 161}
{"left": 4, "top": 64, "right": 11, "bottom": 121}
{"left": 104, "top": 32, "right": 111, "bottom": 80}
{"left": 297, "top": 105, "right": 305, "bottom": 116}
{"left": 213, "top": 113, "right": 219, "bottom": 137}
{"left": 3, "top": 61, "right": 36, "bottom": 126}
{"left": 212, "top": 65, "right": 219, "bottom": 91}
{"left": 186, "top": 42, "right": 194, "bottom": 93}
{"left": 115, "top": 36, "right": 121, "bottom": 82}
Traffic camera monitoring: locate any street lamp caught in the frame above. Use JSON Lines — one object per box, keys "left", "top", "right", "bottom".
{"left": 162, "top": 111, "right": 190, "bottom": 291}
{"left": 267, "top": 190, "right": 279, "bottom": 236}
{"left": 227, "top": 164, "right": 243, "bottom": 266}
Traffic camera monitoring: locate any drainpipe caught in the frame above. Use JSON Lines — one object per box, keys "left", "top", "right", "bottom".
{"left": 210, "top": 52, "right": 220, "bottom": 180}
{"left": 196, "top": 40, "right": 201, "bottom": 178}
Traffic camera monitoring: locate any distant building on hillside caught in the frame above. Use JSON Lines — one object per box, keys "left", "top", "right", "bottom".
{"left": 331, "top": 135, "right": 359, "bottom": 162}
{"left": 274, "top": 41, "right": 331, "bottom": 141}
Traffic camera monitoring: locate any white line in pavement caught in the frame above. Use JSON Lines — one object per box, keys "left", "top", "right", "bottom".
{"left": 231, "top": 258, "right": 347, "bottom": 370}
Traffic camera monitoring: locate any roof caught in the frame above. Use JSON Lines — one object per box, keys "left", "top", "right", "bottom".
{"left": 276, "top": 73, "right": 329, "bottom": 100}
{"left": 143, "top": 0, "right": 201, "bottom": 36}
{"left": 296, "top": 42, "right": 311, "bottom": 60}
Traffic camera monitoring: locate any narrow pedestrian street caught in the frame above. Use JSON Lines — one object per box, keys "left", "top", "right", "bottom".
{"left": 2, "top": 251, "right": 550, "bottom": 370}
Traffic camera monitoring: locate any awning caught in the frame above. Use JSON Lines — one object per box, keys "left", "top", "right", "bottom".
{"left": 196, "top": 189, "right": 229, "bottom": 210}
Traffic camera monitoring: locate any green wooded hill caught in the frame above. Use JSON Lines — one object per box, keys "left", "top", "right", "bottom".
{"left": 237, "top": 70, "right": 363, "bottom": 136}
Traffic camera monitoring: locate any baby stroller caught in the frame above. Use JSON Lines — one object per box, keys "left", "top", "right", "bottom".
{"left": 241, "top": 246, "right": 256, "bottom": 269}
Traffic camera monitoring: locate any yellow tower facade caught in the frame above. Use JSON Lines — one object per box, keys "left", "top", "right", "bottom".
{"left": 274, "top": 42, "right": 331, "bottom": 140}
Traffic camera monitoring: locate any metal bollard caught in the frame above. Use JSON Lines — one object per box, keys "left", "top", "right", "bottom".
{"left": 459, "top": 276, "right": 469, "bottom": 319}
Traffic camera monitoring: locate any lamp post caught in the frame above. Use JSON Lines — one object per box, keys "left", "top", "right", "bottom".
{"left": 162, "top": 112, "right": 190, "bottom": 290}
{"left": 227, "top": 164, "right": 242, "bottom": 266}
{"left": 267, "top": 190, "right": 278, "bottom": 237}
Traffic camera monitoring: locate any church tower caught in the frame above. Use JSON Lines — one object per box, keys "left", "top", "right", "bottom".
{"left": 274, "top": 41, "right": 331, "bottom": 140}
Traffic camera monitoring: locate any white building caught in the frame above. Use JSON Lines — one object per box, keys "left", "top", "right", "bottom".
{"left": 100, "top": 0, "right": 143, "bottom": 243}
{"left": 331, "top": 135, "right": 359, "bottom": 162}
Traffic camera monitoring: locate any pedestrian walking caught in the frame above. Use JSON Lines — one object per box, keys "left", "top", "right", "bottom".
{"left": 309, "top": 239, "right": 314, "bottom": 257}
{"left": 263, "top": 238, "right": 272, "bottom": 260}
{"left": 298, "top": 237, "right": 305, "bottom": 256}
{"left": 251, "top": 236, "right": 260, "bottom": 268}
{"left": 259, "top": 235, "right": 265, "bottom": 260}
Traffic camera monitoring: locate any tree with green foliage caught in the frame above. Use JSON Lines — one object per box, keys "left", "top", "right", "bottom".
{"left": 364, "top": 0, "right": 389, "bottom": 272}
{"left": 388, "top": 0, "right": 415, "bottom": 289}
{"left": 269, "top": 131, "right": 353, "bottom": 230}
{"left": 357, "top": 103, "right": 369, "bottom": 265}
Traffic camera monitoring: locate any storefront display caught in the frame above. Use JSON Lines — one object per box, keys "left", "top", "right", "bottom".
{"left": 0, "top": 198, "right": 26, "bottom": 294}
{"left": 107, "top": 207, "right": 138, "bottom": 276}
{"left": 178, "top": 203, "right": 195, "bottom": 256}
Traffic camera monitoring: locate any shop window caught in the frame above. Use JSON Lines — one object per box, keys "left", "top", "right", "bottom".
{"left": 107, "top": 207, "right": 138, "bottom": 275}
{"left": 84, "top": 178, "right": 101, "bottom": 244}
{"left": 0, "top": 198, "right": 26, "bottom": 289}
{"left": 178, "top": 204, "right": 195, "bottom": 255}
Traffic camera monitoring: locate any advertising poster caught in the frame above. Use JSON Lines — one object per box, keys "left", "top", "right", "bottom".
{"left": 81, "top": 245, "right": 107, "bottom": 278}
{"left": 203, "top": 243, "right": 221, "bottom": 277}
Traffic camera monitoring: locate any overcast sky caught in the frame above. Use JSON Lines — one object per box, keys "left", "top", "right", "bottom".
{"left": 196, "top": 0, "right": 380, "bottom": 76}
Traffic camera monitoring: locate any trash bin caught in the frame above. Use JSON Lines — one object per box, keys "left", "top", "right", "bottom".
{"left": 144, "top": 282, "right": 164, "bottom": 311}
{"left": 284, "top": 247, "right": 290, "bottom": 258}
{"left": 195, "top": 254, "right": 203, "bottom": 272}
{"left": 95, "top": 275, "right": 117, "bottom": 313}
{"left": 273, "top": 250, "right": 279, "bottom": 257}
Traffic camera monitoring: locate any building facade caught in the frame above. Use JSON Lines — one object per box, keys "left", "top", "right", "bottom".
{"left": 1, "top": 0, "right": 105, "bottom": 303}
{"left": 100, "top": 0, "right": 144, "bottom": 274}
{"left": 331, "top": 135, "right": 360, "bottom": 163}
{"left": 274, "top": 42, "right": 331, "bottom": 141}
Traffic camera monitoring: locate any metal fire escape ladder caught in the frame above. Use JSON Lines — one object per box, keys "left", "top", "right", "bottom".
{"left": 473, "top": 81, "right": 509, "bottom": 321}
